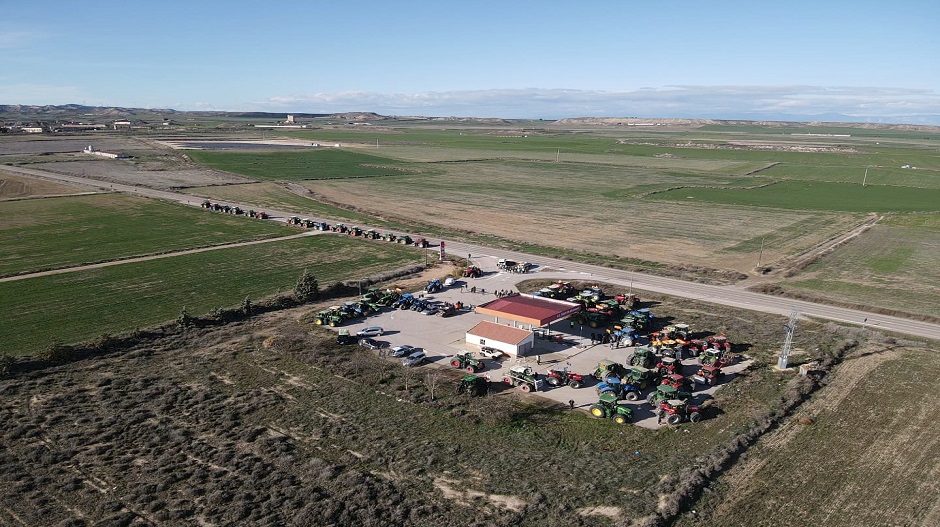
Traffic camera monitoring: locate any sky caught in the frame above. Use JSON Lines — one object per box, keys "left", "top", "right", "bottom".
{"left": 2, "top": 0, "right": 939, "bottom": 124}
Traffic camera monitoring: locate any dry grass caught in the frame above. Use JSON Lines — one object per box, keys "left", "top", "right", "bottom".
{"left": 0, "top": 171, "right": 85, "bottom": 199}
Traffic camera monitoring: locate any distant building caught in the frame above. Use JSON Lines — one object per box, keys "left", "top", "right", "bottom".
{"left": 21, "top": 127, "right": 44, "bottom": 133}
{"left": 113, "top": 120, "right": 132, "bottom": 130}
{"left": 285, "top": 114, "right": 295, "bottom": 124}
{"left": 82, "top": 145, "right": 129, "bottom": 159}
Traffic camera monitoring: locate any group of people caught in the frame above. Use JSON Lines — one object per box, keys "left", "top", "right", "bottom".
{"left": 495, "top": 289, "right": 516, "bottom": 298}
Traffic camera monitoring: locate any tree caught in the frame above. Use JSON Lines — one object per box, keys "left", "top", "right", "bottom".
{"left": 177, "top": 306, "right": 195, "bottom": 329}
{"left": 425, "top": 371, "right": 442, "bottom": 400}
{"left": 294, "top": 269, "right": 320, "bottom": 303}
{"left": 241, "top": 296, "right": 253, "bottom": 316}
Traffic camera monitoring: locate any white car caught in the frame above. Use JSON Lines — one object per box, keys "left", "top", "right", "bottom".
{"left": 390, "top": 345, "right": 416, "bottom": 358}
{"left": 478, "top": 347, "right": 505, "bottom": 360}
{"left": 357, "top": 326, "right": 384, "bottom": 337}
{"left": 444, "top": 277, "right": 456, "bottom": 287}
{"left": 402, "top": 350, "right": 427, "bottom": 367}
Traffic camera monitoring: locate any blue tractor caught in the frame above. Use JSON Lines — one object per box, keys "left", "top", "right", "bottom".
{"left": 595, "top": 375, "right": 645, "bottom": 401}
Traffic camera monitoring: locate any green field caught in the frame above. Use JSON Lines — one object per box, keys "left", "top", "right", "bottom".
{"left": 649, "top": 180, "right": 940, "bottom": 212}
{"left": 778, "top": 213, "right": 940, "bottom": 318}
{"left": 186, "top": 148, "right": 418, "bottom": 181}
{"left": 0, "top": 235, "right": 420, "bottom": 355}
{"left": 0, "top": 193, "right": 287, "bottom": 276}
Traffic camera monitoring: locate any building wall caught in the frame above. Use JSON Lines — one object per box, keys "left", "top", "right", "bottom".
{"left": 465, "top": 332, "right": 535, "bottom": 357}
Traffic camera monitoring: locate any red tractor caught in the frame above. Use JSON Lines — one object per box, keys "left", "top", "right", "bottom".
{"left": 655, "top": 356, "right": 683, "bottom": 377}
{"left": 463, "top": 266, "right": 482, "bottom": 278}
{"left": 658, "top": 399, "right": 702, "bottom": 425}
{"left": 692, "top": 365, "right": 725, "bottom": 386}
{"left": 660, "top": 373, "right": 694, "bottom": 391}
{"left": 545, "top": 367, "right": 584, "bottom": 389}
{"left": 413, "top": 238, "right": 430, "bottom": 248}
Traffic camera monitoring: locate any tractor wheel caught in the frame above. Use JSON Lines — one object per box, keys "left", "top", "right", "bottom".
{"left": 466, "top": 366, "right": 477, "bottom": 373}
{"left": 503, "top": 377, "right": 513, "bottom": 385}
{"left": 314, "top": 319, "right": 323, "bottom": 325}
{"left": 589, "top": 320, "right": 599, "bottom": 328}
{"left": 613, "top": 414, "right": 628, "bottom": 425}
{"left": 547, "top": 377, "right": 560, "bottom": 387}
{"left": 329, "top": 321, "right": 337, "bottom": 327}
{"left": 590, "top": 405, "right": 606, "bottom": 418}
{"left": 667, "top": 414, "right": 682, "bottom": 425}
{"left": 451, "top": 360, "right": 461, "bottom": 368}
{"left": 689, "top": 412, "right": 702, "bottom": 423}
{"left": 646, "top": 393, "right": 656, "bottom": 406}
{"left": 568, "top": 380, "right": 582, "bottom": 389}
{"left": 520, "top": 384, "right": 532, "bottom": 393}
{"left": 625, "top": 391, "right": 640, "bottom": 401}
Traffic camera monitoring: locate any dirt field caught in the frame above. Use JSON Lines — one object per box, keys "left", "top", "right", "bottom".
{"left": 0, "top": 171, "right": 86, "bottom": 199}
{"left": 673, "top": 341, "right": 940, "bottom": 527}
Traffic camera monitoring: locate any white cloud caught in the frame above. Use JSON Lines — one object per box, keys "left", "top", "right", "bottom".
{"left": 253, "top": 86, "right": 940, "bottom": 124}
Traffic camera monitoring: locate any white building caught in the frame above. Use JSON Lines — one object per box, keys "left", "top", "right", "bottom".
{"left": 465, "top": 320, "right": 535, "bottom": 357}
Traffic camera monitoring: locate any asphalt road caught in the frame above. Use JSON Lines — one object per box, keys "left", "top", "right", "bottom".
{"left": 7, "top": 164, "right": 940, "bottom": 342}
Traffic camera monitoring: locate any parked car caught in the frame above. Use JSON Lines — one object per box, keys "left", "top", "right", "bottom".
{"left": 357, "top": 326, "right": 385, "bottom": 337}
{"left": 336, "top": 329, "right": 355, "bottom": 345}
{"left": 479, "top": 347, "right": 505, "bottom": 360}
{"left": 444, "top": 277, "right": 456, "bottom": 287}
{"left": 359, "top": 338, "right": 386, "bottom": 350}
{"left": 421, "top": 303, "right": 441, "bottom": 315}
{"left": 402, "top": 350, "right": 427, "bottom": 367}
{"left": 390, "top": 345, "right": 417, "bottom": 358}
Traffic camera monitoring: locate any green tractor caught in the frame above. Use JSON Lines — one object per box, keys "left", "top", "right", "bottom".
{"left": 397, "top": 235, "right": 413, "bottom": 245}
{"left": 629, "top": 347, "right": 657, "bottom": 369}
{"left": 336, "top": 329, "right": 355, "bottom": 345}
{"left": 363, "top": 228, "right": 380, "bottom": 239}
{"left": 646, "top": 384, "right": 692, "bottom": 408}
{"left": 378, "top": 290, "right": 401, "bottom": 306}
{"left": 381, "top": 232, "right": 397, "bottom": 242}
{"left": 572, "top": 308, "right": 611, "bottom": 329}
{"left": 502, "top": 365, "right": 543, "bottom": 392}
{"left": 623, "top": 366, "right": 655, "bottom": 390}
{"left": 592, "top": 359, "right": 630, "bottom": 381}
{"left": 451, "top": 352, "right": 484, "bottom": 373}
{"left": 589, "top": 393, "right": 634, "bottom": 424}
{"left": 456, "top": 374, "right": 488, "bottom": 396}
{"left": 314, "top": 309, "right": 346, "bottom": 327}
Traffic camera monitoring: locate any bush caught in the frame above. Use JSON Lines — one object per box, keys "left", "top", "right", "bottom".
{"left": 294, "top": 269, "right": 320, "bottom": 303}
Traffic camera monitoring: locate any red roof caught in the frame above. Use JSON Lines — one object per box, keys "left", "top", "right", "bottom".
{"left": 475, "top": 294, "right": 582, "bottom": 326}
{"left": 466, "top": 321, "right": 533, "bottom": 345}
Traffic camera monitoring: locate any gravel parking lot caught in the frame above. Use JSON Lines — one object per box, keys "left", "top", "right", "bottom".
{"left": 336, "top": 254, "right": 750, "bottom": 429}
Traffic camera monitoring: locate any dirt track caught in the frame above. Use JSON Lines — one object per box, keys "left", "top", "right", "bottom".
{"left": 5, "top": 164, "right": 940, "bottom": 342}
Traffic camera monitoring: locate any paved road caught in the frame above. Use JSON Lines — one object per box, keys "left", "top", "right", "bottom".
{"left": 7, "top": 164, "right": 940, "bottom": 342}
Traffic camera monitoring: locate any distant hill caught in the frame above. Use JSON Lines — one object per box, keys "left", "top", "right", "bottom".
{"left": 2, "top": 104, "right": 938, "bottom": 132}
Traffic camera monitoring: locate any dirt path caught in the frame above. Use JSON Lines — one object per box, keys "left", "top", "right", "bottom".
{"left": 0, "top": 231, "right": 321, "bottom": 283}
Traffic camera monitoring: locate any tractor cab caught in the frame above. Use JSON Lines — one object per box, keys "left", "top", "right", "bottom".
{"left": 456, "top": 375, "right": 488, "bottom": 396}
{"left": 336, "top": 329, "right": 354, "bottom": 345}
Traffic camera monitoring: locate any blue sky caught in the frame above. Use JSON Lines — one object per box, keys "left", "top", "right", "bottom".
{"left": 2, "top": 1, "right": 939, "bottom": 123}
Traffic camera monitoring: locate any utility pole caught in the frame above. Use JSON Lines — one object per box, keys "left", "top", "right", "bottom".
{"left": 862, "top": 168, "right": 869, "bottom": 187}
{"left": 556, "top": 148, "right": 560, "bottom": 162}
{"left": 757, "top": 237, "right": 766, "bottom": 269}
{"left": 778, "top": 308, "right": 801, "bottom": 370}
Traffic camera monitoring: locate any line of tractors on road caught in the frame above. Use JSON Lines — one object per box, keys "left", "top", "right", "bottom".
{"left": 200, "top": 200, "right": 268, "bottom": 219}
{"left": 286, "top": 218, "right": 432, "bottom": 248}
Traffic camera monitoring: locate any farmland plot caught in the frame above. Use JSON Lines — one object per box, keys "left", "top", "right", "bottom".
{"left": 0, "top": 235, "right": 419, "bottom": 355}
{"left": 674, "top": 344, "right": 940, "bottom": 527}
{"left": 780, "top": 214, "right": 940, "bottom": 318}
{"left": 0, "top": 171, "right": 85, "bottom": 199}
{"left": 0, "top": 193, "right": 286, "bottom": 276}
{"left": 302, "top": 159, "right": 860, "bottom": 270}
